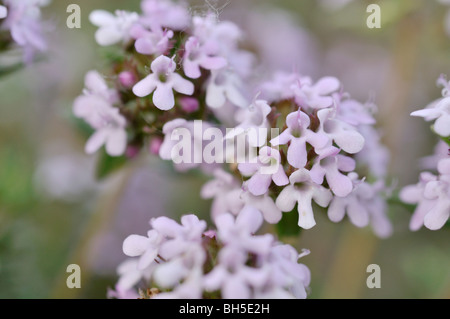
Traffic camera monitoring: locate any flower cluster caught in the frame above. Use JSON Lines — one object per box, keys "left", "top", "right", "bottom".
{"left": 400, "top": 75, "right": 450, "bottom": 231}
{"left": 75, "top": 0, "right": 394, "bottom": 299}
{"left": 0, "top": 0, "right": 50, "bottom": 62}
{"left": 110, "top": 207, "right": 310, "bottom": 299}
{"left": 76, "top": 0, "right": 391, "bottom": 235}
{"left": 202, "top": 73, "right": 392, "bottom": 235}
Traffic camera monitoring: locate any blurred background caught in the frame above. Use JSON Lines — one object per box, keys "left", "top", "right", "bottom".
{"left": 0, "top": 0, "right": 449, "bottom": 298}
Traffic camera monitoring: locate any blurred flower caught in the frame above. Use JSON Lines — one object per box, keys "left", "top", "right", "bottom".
{"left": 183, "top": 36, "right": 227, "bottom": 79}
{"left": 225, "top": 98, "right": 272, "bottom": 148}
{"left": 0, "top": 5, "right": 7, "bottom": 18}
{"left": 179, "top": 97, "right": 199, "bottom": 113}
{"left": 420, "top": 141, "right": 449, "bottom": 170}
{"left": 34, "top": 144, "right": 97, "bottom": 202}
{"left": 116, "top": 210, "right": 311, "bottom": 299}
{"left": 118, "top": 71, "right": 137, "bottom": 88}
{"left": 206, "top": 69, "right": 248, "bottom": 109}
{"left": 2, "top": 0, "right": 50, "bottom": 61}
{"left": 328, "top": 173, "right": 393, "bottom": 237}
{"left": 130, "top": 23, "right": 173, "bottom": 56}
{"left": 89, "top": 9, "right": 139, "bottom": 46}
{"left": 74, "top": 70, "right": 127, "bottom": 156}
{"left": 140, "top": 0, "right": 190, "bottom": 31}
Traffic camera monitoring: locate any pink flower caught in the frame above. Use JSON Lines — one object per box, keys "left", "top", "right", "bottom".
{"left": 293, "top": 76, "right": 340, "bottom": 110}
{"left": 200, "top": 169, "right": 283, "bottom": 224}
{"left": 316, "top": 107, "right": 365, "bottom": 154}
{"left": 114, "top": 259, "right": 152, "bottom": 291}
{"left": 130, "top": 23, "right": 173, "bottom": 56}
{"left": 84, "top": 110, "right": 127, "bottom": 156}
{"left": 203, "top": 247, "right": 271, "bottom": 299}
{"left": 327, "top": 173, "right": 393, "bottom": 237}
{"left": 206, "top": 69, "right": 248, "bottom": 109}
{"left": 276, "top": 169, "right": 332, "bottom": 229}
{"left": 183, "top": 36, "right": 227, "bottom": 79}
{"left": 122, "top": 230, "right": 163, "bottom": 270}
{"left": 309, "top": 146, "right": 355, "bottom": 197}
{"left": 205, "top": 207, "right": 311, "bottom": 299}
{"left": 262, "top": 245, "right": 311, "bottom": 299}
{"left": 118, "top": 71, "right": 137, "bottom": 88}
{"left": 356, "top": 125, "right": 390, "bottom": 179}
{"left": 270, "top": 110, "right": 328, "bottom": 168}
{"left": 179, "top": 97, "right": 199, "bottom": 113}
{"left": 73, "top": 71, "right": 127, "bottom": 156}
{"left": 215, "top": 206, "right": 273, "bottom": 256}
{"left": 259, "top": 72, "right": 305, "bottom": 102}
{"left": 238, "top": 147, "right": 288, "bottom": 196}
{"left": 3, "top": 0, "right": 49, "bottom": 60}
{"left": 140, "top": 0, "right": 190, "bottom": 31}
{"left": 133, "top": 55, "right": 194, "bottom": 110}
{"left": 411, "top": 97, "right": 450, "bottom": 137}
{"left": 420, "top": 141, "right": 449, "bottom": 170}
{"left": 226, "top": 98, "right": 272, "bottom": 147}
{"left": 400, "top": 158, "right": 450, "bottom": 231}
{"left": 336, "top": 99, "right": 376, "bottom": 127}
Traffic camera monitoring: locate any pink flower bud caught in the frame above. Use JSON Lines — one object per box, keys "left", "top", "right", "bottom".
{"left": 119, "top": 71, "right": 137, "bottom": 88}
{"left": 125, "top": 145, "right": 140, "bottom": 158}
{"left": 203, "top": 230, "right": 216, "bottom": 238}
{"left": 179, "top": 97, "right": 199, "bottom": 113}
{"left": 150, "top": 137, "right": 163, "bottom": 155}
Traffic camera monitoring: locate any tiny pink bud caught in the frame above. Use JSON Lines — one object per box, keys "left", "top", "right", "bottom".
{"left": 150, "top": 137, "right": 163, "bottom": 155}
{"left": 179, "top": 97, "right": 199, "bottom": 113}
{"left": 126, "top": 145, "right": 140, "bottom": 158}
{"left": 203, "top": 230, "right": 216, "bottom": 238}
{"left": 119, "top": 71, "right": 137, "bottom": 88}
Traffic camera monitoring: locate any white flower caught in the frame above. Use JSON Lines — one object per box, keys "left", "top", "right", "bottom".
{"left": 133, "top": 55, "right": 194, "bottom": 110}
{"left": 89, "top": 10, "right": 139, "bottom": 46}
{"left": 206, "top": 69, "right": 248, "bottom": 109}
{"left": 411, "top": 97, "right": 450, "bottom": 137}
{"left": 0, "top": 5, "right": 7, "bottom": 19}
{"left": 276, "top": 169, "right": 333, "bottom": 229}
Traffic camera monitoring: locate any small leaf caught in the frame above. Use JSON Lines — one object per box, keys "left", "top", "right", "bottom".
{"left": 0, "top": 63, "right": 25, "bottom": 77}
{"left": 440, "top": 135, "right": 450, "bottom": 148}
{"left": 276, "top": 206, "right": 302, "bottom": 237}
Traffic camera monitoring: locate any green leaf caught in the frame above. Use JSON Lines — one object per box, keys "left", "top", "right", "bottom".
{"left": 440, "top": 135, "right": 450, "bottom": 148}
{"left": 276, "top": 207, "right": 302, "bottom": 237}
{"left": 0, "top": 63, "right": 24, "bottom": 78}
{"left": 96, "top": 150, "right": 127, "bottom": 180}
